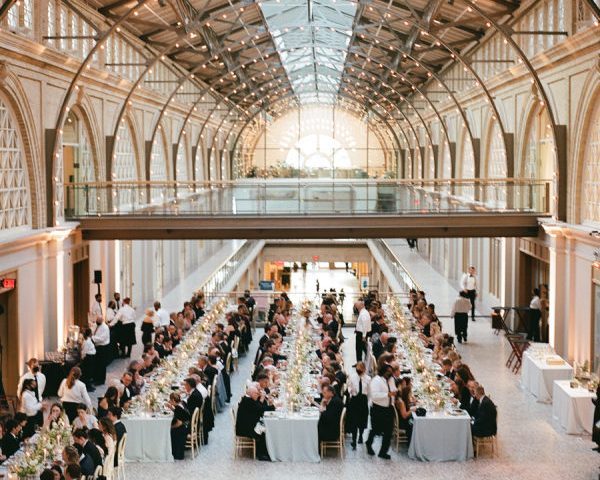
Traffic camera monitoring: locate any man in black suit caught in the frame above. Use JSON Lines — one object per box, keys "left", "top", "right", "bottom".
{"left": 73, "top": 429, "right": 103, "bottom": 476}
{"left": 318, "top": 385, "right": 344, "bottom": 442}
{"left": 1, "top": 419, "right": 21, "bottom": 458}
{"left": 372, "top": 332, "right": 389, "bottom": 360}
{"left": 466, "top": 380, "right": 480, "bottom": 417}
{"left": 184, "top": 377, "right": 204, "bottom": 417}
{"left": 471, "top": 386, "right": 497, "bottom": 437}
{"left": 119, "top": 372, "right": 134, "bottom": 408}
{"left": 236, "top": 385, "right": 270, "bottom": 461}
{"left": 107, "top": 407, "right": 127, "bottom": 467}
{"left": 199, "top": 355, "right": 218, "bottom": 387}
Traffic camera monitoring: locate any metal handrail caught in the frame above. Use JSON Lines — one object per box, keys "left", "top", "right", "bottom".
{"left": 370, "top": 239, "right": 422, "bottom": 292}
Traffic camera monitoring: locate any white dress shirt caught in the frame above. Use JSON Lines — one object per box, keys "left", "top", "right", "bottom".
{"left": 92, "top": 322, "right": 110, "bottom": 346}
{"left": 155, "top": 308, "right": 170, "bottom": 327}
{"left": 530, "top": 295, "right": 541, "bottom": 310}
{"left": 461, "top": 273, "right": 477, "bottom": 291}
{"left": 347, "top": 372, "right": 371, "bottom": 397}
{"left": 115, "top": 304, "right": 136, "bottom": 324}
{"left": 451, "top": 297, "right": 472, "bottom": 317}
{"left": 82, "top": 338, "right": 97, "bottom": 358}
{"left": 17, "top": 371, "right": 46, "bottom": 398}
{"left": 106, "top": 308, "right": 117, "bottom": 327}
{"left": 58, "top": 379, "right": 93, "bottom": 410}
{"left": 369, "top": 375, "right": 396, "bottom": 407}
{"left": 355, "top": 308, "right": 372, "bottom": 335}
{"left": 20, "top": 389, "right": 42, "bottom": 416}
{"left": 91, "top": 301, "right": 103, "bottom": 317}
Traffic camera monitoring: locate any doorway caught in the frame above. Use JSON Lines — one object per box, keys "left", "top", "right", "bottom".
{"left": 0, "top": 288, "right": 19, "bottom": 398}
{"left": 73, "top": 258, "right": 90, "bottom": 330}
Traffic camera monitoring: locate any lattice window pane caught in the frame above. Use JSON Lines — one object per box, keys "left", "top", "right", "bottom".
{"left": 150, "top": 130, "right": 168, "bottom": 203}
{"left": 461, "top": 135, "right": 475, "bottom": 200}
{"left": 582, "top": 99, "right": 600, "bottom": 224}
{"left": 176, "top": 145, "right": 188, "bottom": 180}
{"left": 0, "top": 98, "right": 31, "bottom": 231}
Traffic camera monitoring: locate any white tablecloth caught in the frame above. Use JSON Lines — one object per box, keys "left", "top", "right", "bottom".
{"left": 408, "top": 411, "right": 474, "bottom": 462}
{"left": 552, "top": 380, "right": 596, "bottom": 434}
{"left": 265, "top": 414, "right": 320, "bottom": 462}
{"left": 122, "top": 415, "right": 174, "bottom": 462}
{"left": 521, "top": 352, "right": 573, "bottom": 402}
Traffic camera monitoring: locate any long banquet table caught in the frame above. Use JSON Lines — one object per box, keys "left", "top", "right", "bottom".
{"left": 408, "top": 411, "right": 474, "bottom": 462}
{"left": 521, "top": 350, "right": 573, "bottom": 402}
{"left": 552, "top": 380, "right": 596, "bottom": 435}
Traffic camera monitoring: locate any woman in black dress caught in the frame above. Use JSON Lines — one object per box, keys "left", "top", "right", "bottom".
{"left": 97, "top": 386, "right": 119, "bottom": 419}
{"left": 169, "top": 392, "right": 190, "bottom": 460}
{"left": 347, "top": 362, "right": 370, "bottom": 449}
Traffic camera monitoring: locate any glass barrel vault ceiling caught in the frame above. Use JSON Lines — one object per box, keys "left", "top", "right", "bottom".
{"left": 259, "top": 0, "right": 357, "bottom": 104}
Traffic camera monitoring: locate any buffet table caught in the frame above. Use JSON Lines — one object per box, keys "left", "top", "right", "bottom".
{"left": 264, "top": 411, "right": 320, "bottom": 462}
{"left": 521, "top": 350, "right": 573, "bottom": 402}
{"left": 122, "top": 415, "right": 173, "bottom": 462}
{"left": 408, "top": 411, "right": 474, "bottom": 462}
{"left": 552, "top": 380, "right": 596, "bottom": 435}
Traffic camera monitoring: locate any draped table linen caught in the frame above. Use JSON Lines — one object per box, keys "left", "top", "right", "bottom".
{"left": 264, "top": 412, "right": 320, "bottom": 462}
{"left": 122, "top": 415, "right": 174, "bottom": 462}
{"left": 521, "top": 352, "right": 573, "bottom": 402}
{"left": 552, "top": 380, "right": 596, "bottom": 434}
{"left": 408, "top": 411, "right": 474, "bottom": 462}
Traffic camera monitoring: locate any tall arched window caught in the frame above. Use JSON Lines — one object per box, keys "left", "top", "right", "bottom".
{"left": 581, "top": 97, "right": 600, "bottom": 224}
{"left": 175, "top": 138, "right": 189, "bottom": 181}
{"left": 0, "top": 95, "right": 31, "bottom": 232}
{"left": 486, "top": 121, "right": 507, "bottom": 207}
{"left": 439, "top": 140, "right": 452, "bottom": 179}
{"left": 113, "top": 119, "right": 139, "bottom": 208}
{"left": 460, "top": 133, "right": 475, "bottom": 200}
{"left": 194, "top": 144, "right": 205, "bottom": 183}
{"left": 61, "top": 110, "right": 96, "bottom": 217}
{"left": 150, "top": 126, "right": 169, "bottom": 202}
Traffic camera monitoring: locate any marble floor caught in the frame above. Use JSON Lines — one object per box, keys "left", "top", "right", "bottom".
{"left": 121, "top": 242, "right": 599, "bottom": 480}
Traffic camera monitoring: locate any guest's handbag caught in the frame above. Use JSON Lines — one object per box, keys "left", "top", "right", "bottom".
{"left": 415, "top": 407, "right": 427, "bottom": 417}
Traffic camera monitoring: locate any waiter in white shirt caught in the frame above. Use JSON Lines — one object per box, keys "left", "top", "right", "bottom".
{"left": 154, "top": 301, "right": 170, "bottom": 328}
{"left": 460, "top": 266, "right": 478, "bottom": 322}
{"left": 451, "top": 290, "right": 472, "bottom": 343}
{"left": 528, "top": 287, "right": 542, "bottom": 342}
{"left": 115, "top": 297, "right": 137, "bottom": 357}
{"left": 365, "top": 364, "right": 396, "bottom": 459}
{"left": 17, "top": 358, "right": 46, "bottom": 400}
{"left": 90, "top": 293, "right": 103, "bottom": 327}
{"left": 354, "top": 300, "right": 371, "bottom": 363}
{"left": 92, "top": 316, "right": 110, "bottom": 384}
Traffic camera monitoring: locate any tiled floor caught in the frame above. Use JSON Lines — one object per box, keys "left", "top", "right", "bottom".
{"left": 123, "top": 244, "right": 600, "bottom": 480}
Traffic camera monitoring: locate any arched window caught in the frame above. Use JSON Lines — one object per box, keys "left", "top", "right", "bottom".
{"left": 60, "top": 110, "right": 96, "bottom": 217}
{"left": 114, "top": 120, "right": 138, "bottom": 181}
{"left": 175, "top": 138, "right": 189, "bottom": 181}
{"left": 0, "top": 96, "right": 31, "bottom": 232}
{"left": 439, "top": 140, "right": 452, "bottom": 179}
{"left": 581, "top": 97, "right": 600, "bottom": 224}
{"left": 150, "top": 126, "right": 169, "bottom": 202}
{"left": 486, "top": 121, "right": 507, "bottom": 207}
{"left": 194, "top": 144, "right": 205, "bottom": 183}
{"left": 460, "top": 133, "right": 475, "bottom": 200}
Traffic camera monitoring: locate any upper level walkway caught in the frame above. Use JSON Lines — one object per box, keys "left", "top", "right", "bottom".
{"left": 64, "top": 179, "right": 552, "bottom": 239}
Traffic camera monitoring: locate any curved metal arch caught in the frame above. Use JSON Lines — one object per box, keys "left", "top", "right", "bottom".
{"left": 367, "top": 4, "right": 511, "bottom": 179}
{"left": 49, "top": 0, "right": 153, "bottom": 226}
{"left": 584, "top": 0, "right": 600, "bottom": 20}
{"left": 457, "top": 0, "right": 564, "bottom": 217}
{"left": 226, "top": 89, "right": 413, "bottom": 179}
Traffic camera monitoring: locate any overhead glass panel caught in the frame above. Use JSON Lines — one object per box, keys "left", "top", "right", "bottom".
{"left": 260, "top": 0, "right": 357, "bottom": 104}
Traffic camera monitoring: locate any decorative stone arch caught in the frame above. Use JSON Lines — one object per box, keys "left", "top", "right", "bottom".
{"left": 148, "top": 120, "right": 172, "bottom": 182}
{"left": 481, "top": 111, "right": 508, "bottom": 179}
{"left": 0, "top": 63, "right": 43, "bottom": 229}
{"left": 457, "top": 122, "right": 476, "bottom": 199}
{"left": 571, "top": 66, "right": 600, "bottom": 224}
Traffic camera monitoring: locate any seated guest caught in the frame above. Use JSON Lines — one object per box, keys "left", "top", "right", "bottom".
{"left": 73, "top": 428, "right": 103, "bottom": 476}
{"left": 235, "top": 385, "right": 270, "bottom": 461}
{"left": 183, "top": 377, "right": 203, "bottom": 417}
{"left": 44, "top": 402, "right": 70, "bottom": 430}
{"left": 40, "top": 469, "right": 56, "bottom": 480}
{"left": 318, "top": 385, "right": 344, "bottom": 442}
{"left": 106, "top": 407, "right": 126, "bottom": 467}
{"left": 61, "top": 444, "right": 81, "bottom": 466}
{"left": 466, "top": 380, "right": 480, "bottom": 416}
{"left": 2, "top": 419, "right": 21, "bottom": 458}
{"left": 372, "top": 332, "right": 389, "bottom": 360}
{"left": 471, "top": 386, "right": 497, "bottom": 437}
{"left": 97, "top": 386, "right": 119, "bottom": 419}
{"left": 168, "top": 392, "right": 190, "bottom": 460}
{"left": 119, "top": 372, "right": 135, "bottom": 408}
{"left": 441, "top": 358, "right": 453, "bottom": 378}
{"left": 64, "top": 463, "right": 82, "bottom": 480}
{"left": 198, "top": 356, "right": 218, "bottom": 386}
{"left": 88, "top": 428, "right": 108, "bottom": 459}
{"left": 139, "top": 353, "right": 155, "bottom": 376}
{"left": 154, "top": 333, "right": 167, "bottom": 358}
{"left": 395, "top": 386, "right": 415, "bottom": 439}
{"left": 72, "top": 403, "right": 98, "bottom": 430}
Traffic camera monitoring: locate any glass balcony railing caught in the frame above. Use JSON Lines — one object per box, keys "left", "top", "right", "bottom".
{"left": 369, "top": 239, "right": 422, "bottom": 293}
{"left": 64, "top": 178, "right": 552, "bottom": 218}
